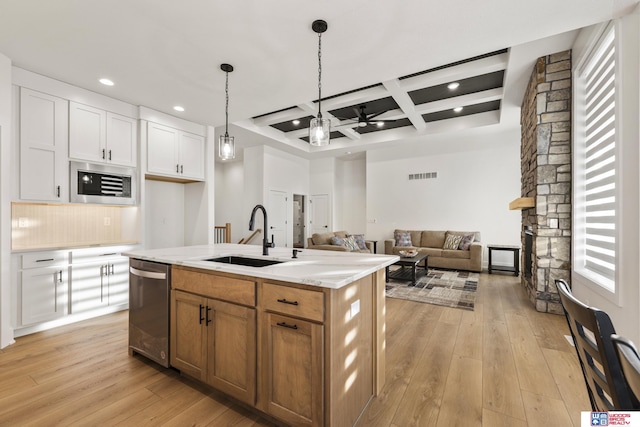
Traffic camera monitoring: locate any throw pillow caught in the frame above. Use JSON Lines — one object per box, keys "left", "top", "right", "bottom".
{"left": 458, "top": 233, "right": 475, "bottom": 250}
{"left": 348, "top": 234, "right": 368, "bottom": 251}
{"left": 394, "top": 231, "right": 412, "bottom": 247}
{"left": 330, "top": 236, "right": 346, "bottom": 247}
{"left": 344, "top": 235, "right": 360, "bottom": 251}
{"left": 443, "top": 233, "right": 463, "bottom": 250}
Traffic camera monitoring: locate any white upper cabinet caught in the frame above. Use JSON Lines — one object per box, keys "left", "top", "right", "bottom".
{"left": 19, "top": 88, "right": 69, "bottom": 202}
{"left": 147, "top": 122, "right": 204, "bottom": 181}
{"left": 69, "top": 102, "right": 137, "bottom": 167}
{"left": 179, "top": 131, "right": 205, "bottom": 180}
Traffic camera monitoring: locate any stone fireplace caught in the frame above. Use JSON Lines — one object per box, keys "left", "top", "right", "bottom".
{"left": 518, "top": 50, "right": 572, "bottom": 314}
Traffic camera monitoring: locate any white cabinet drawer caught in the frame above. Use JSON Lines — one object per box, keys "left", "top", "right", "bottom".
{"left": 22, "top": 251, "right": 69, "bottom": 269}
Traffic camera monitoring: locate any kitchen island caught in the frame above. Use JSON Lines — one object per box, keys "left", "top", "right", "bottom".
{"left": 124, "top": 244, "right": 398, "bottom": 427}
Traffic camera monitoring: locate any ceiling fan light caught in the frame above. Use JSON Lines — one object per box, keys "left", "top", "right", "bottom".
{"left": 219, "top": 134, "right": 235, "bottom": 160}
{"left": 454, "top": 106, "right": 463, "bottom": 113}
{"left": 309, "top": 117, "right": 330, "bottom": 146}
{"left": 448, "top": 82, "right": 460, "bottom": 90}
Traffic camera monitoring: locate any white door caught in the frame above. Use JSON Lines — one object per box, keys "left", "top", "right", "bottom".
{"left": 269, "top": 190, "right": 288, "bottom": 248}
{"left": 179, "top": 131, "right": 205, "bottom": 180}
{"left": 69, "top": 102, "right": 106, "bottom": 163}
{"left": 147, "top": 122, "right": 179, "bottom": 177}
{"left": 106, "top": 112, "right": 137, "bottom": 167}
{"left": 20, "top": 88, "right": 69, "bottom": 202}
{"left": 309, "top": 194, "right": 330, "bottom": 236}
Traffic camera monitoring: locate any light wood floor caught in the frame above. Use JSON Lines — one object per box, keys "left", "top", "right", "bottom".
{"left": 0, "top": 273, "right": 589, "bottom": 426}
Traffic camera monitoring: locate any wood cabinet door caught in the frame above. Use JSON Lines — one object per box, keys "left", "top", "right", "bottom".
{"left": 106, "top": 112, "right": 137, "bottom": 166}
{"left": 69, "top": 101, "right": 106, "bottom": 163}
{"left": 263, "top": 313, "right": 323, "bottom": 427}
{"left": 170, "top": 290, "right": 207, "bottom": 381}
{"left": 206, "top": 299, "right": 256, "bottom": 405}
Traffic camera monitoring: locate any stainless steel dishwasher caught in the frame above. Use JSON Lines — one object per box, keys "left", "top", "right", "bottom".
{"left": 128, "top": 258, "right": 171, "bottom": 367}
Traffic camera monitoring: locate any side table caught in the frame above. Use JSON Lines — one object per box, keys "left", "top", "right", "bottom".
{"left": 488, "top": 245, "right": 520, "bottom": 276}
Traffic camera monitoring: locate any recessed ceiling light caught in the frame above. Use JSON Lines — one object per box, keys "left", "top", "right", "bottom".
{"left": 453, "top": 106, "right": 463, "bottom": 113}
{"left": 173, "top": 106, "right": 185, "bottom": 112}
{"left": 99, "top": 78, "right": 114, "bottom": 86}
{"left": 448, "top": 82, "right": 460, "bottom": 90}
{"left": 376, "top": 121, "right": 384, "bottom": 127}
{"left": 292, "top": 119, "right": 300, "bottom": 126}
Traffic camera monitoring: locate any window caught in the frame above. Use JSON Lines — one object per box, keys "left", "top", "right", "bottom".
{"left": 574, "top": 23, "right": 616, "bottom": 292}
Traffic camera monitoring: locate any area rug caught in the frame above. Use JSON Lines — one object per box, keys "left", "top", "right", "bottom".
{"left": 385, "top": 268, "right": 479, "bottom": 311}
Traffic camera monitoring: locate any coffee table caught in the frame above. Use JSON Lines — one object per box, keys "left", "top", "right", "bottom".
{"left": 386, "top": 252, "right": 429, "bottom": 286}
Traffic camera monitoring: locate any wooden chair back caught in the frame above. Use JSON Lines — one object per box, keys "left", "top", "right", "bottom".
{"left": 555, "top": 279, "right": 636, "bottom": 410}
{"left": 611, "top": 334, "right": 640, "bottom": 409}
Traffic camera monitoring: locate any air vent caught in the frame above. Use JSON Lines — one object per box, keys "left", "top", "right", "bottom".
{"left": 409, "top": 172, "right": 438, "bottom": 180}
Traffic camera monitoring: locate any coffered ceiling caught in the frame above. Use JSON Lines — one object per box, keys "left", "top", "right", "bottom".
{"left": 1, "top": 0, "right": 637, "bottom": 160}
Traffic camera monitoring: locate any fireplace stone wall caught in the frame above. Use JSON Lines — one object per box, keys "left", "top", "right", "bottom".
{"left": 519, "top": 50, "right": 572, "bottom": 314}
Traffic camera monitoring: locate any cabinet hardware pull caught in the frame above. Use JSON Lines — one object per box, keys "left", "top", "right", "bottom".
{"left": 109, "top": 264, "right": 114, "bottom": 275}
{"left": 277, "top": 322, "right": 298, "bottom": 330}
{"left": 176, "top": 164, "right": 180, "bottom": 173}
{"left": 108, "top": 150, "right": 112, "bottom": 161}
{"left": 36, "top": 258, "right": 54, "bottom": 263}
{"left": 276, "top": 298, "right": 299, "bottom": 306}
{"left": 206, "top": 306, "right": 212, "bottom": 325}
{"left": 199, "top": 304, "right": 204, "bottom": 324}
{"left": 58, "top": 270, "right": 63, "bottom": 283}
{"left": 57, "top": 186, "right": 61, "bottom": 198}
{"left": 102, "top": 149, "right": 106, "bottom": 159}
{"left": 180, "top": 165, "right": 183, "bottom": 174}
{"left": 100, "top": 253, "right": 117, "bottom": 256}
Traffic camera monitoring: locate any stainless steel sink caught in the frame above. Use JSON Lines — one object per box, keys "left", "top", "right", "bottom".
{"left": 204, "top": 256, "right": 284, "bottom": 267}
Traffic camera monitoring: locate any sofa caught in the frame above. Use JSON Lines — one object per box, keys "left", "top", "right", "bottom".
{"left": 385, "top": 229, "right": 482, "bottom": 272}
{"left": 307, "top": 231, "right": 373, "bottom": 253}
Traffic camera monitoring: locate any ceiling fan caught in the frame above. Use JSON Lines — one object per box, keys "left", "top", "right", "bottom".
{"left": 338, "top": 105, "right": 397, "bottom": 130}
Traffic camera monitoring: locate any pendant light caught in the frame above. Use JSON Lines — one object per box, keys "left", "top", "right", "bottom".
{"left": 219, "top": 63, "right": 235, "bottom": 160}
{"left": 309, "top": 19, "right": 330, "bottom": 146}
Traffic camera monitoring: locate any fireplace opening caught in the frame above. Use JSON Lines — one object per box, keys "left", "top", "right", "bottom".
{"left": 524, "top": 226, "right": 533, "bottom": 279}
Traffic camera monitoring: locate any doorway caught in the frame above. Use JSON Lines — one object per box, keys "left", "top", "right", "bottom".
{"left": 293, "top": 194, "right": 306, "bottom": 248}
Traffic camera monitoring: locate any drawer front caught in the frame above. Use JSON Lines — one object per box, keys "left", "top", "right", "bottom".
{"left": 172, "top": 267, "right": 256, "bottom": 306}
{"left": 262, "top": 283, "right": 324, "bottom": 322}
{"left": 22, "top": 251, "right": 69, "bottom": 269}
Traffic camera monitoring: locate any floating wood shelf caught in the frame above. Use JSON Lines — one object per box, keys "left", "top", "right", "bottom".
{"left": 509, "top": 197, "right": 535, "bottom": 210}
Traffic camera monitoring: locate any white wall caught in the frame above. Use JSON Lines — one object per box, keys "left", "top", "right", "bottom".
{"left": 366, "top": 126, "right": 522, "bottom": 265}
{"left": 340, "top": 157, "right": 367, "bottom": 235}
{"left": 570, "top": 10, "right": 640, "bottom": 345}
{"left": 0, "top": 53, "right": 13, "bottom": 348}
{"left": 215, "top": 160, "right": 245, "bottom": 243}
{"left": 144, "top": 180, "right": 185, "bottom": 249}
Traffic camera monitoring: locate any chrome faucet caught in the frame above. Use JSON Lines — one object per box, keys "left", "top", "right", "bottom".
{"left": 249, "top": 204, "right": 274, "bottom": 256}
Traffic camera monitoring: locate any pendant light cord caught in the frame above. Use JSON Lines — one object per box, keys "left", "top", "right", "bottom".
{"left": 317, "top": 32, "right": 322, "bottom": 119}
{"left": 224, "top": 70, "right": 230, "bottom": 137}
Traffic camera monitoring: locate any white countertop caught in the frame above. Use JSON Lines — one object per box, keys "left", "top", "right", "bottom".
{"left": 123, "top": 244, "right": 399, "bottom": 289}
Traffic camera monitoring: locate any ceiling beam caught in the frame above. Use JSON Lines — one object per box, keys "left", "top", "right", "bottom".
{"left": 383, "top": 79, "right": 426, "bottom": 131}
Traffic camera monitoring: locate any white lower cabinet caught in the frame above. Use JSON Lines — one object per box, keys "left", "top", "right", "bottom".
{"left": 71, "top": 249, "right": 131, "bottom": 314}
{"left": 20, "top": 251, "right": 70, "bottom": 326}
